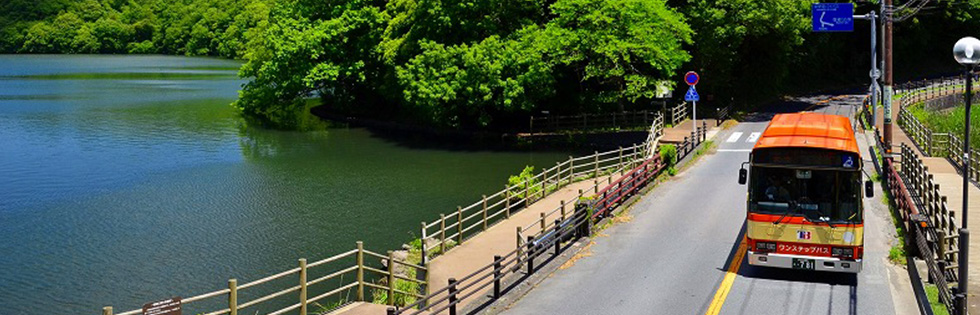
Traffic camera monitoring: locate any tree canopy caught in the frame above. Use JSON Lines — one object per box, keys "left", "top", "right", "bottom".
{"left": 5, "top": 0, "right": 980, "bottom": 129}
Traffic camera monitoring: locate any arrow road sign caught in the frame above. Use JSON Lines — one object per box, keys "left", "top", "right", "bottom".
{"left": 812, "top": 3, "right": 853, "bottom": 32}
{"left": 684, "top": 86, "right": 699, "bottom": 102}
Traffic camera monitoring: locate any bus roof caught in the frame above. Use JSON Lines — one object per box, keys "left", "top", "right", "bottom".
{"left": 753, "top": 113, "right": 859, "bottom": 154}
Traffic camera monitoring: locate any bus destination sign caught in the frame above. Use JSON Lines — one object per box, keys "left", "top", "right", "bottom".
{"left": 143, "top": 297, "right": 181, "bottom": 315}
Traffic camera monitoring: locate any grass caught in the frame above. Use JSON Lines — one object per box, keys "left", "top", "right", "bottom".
{"left": 908, "top": 103, "right": 980, "bottom": 149}
{"left": 925, "top": 284, "right": 952, "bottom": 315}
{"left": 879, "top": 184, "right": 909, "bottom": 266}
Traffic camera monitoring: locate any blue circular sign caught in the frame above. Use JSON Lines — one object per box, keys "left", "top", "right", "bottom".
{"left": 684, "top": 71, "right": 699, "bottom": 86}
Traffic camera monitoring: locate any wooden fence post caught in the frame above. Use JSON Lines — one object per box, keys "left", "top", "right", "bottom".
{"left": 556, "top": 161, "right": 562, "bottom": 187}
{"left": 421, "top": 222, "right": 427, "bottom": 264}
{"left": 541, "top": 168, "right": 547, "bottom": 198}
{"left": 594, "top": 151, "right": 599, "bottom": 179}
{"left": 540, "top": 212, "right": 546, "bottom": 232}
{"left": 561, "top": 200, "right": 567, "bottom": 221}
{"left": 356, "top": 241, "right": 364, "bottom": 301}
{"left": 299, "top": 258, "right": 308, "bottom": 315}
{"left": 505, "top": 185, "right": 511, "bottom": 218}
{"left": 482, "top": 195, "right": 488, "bottom": 231}
{"left": 568, "top": 156, "right": 574, "bottom": 182}
{"left": 440, "top": 214, "right": 446, "bottom": 253}
{"left": 387, "top": 251, "right": 395, "bottom": 305}
{"left": 229, "top": 279, "right": 238, "bottom": 315}
{"left": 457, "top": 206, "right": 464, "bottom": 245}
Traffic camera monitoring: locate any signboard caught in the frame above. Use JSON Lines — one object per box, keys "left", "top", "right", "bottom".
{"left": 684, "top": 86, "right": 699, "bottom": 102}
{"left": 812, "top": 3, "right": 853, "bottom": 32}
{"left": 684, "top": 71, "right": 699, "bottom": 86}
{"left": 143, "top": 297, "right": 181, "bottom": 315}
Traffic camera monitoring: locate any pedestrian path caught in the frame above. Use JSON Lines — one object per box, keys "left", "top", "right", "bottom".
{"left": 873, "top": 105, "right": 980, "bottom": 311}
{"left": 661, "top": 119, "right": 718, "bottom": 144}
{"left": 329, "top": 122, "right": 716, "bottom": 315}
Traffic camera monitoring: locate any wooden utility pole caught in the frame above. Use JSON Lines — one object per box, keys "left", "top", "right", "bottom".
{"left": 883, "top": 0, "right": 894, "bottom": 152}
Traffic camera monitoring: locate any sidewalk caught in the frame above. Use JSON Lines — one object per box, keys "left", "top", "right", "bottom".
{"left": 661, "top": 119, "right": 718, "bottom": 144}
{"left": 874, "top": 105, "right": 980, "bottom": 311}
{"left": 329, "top": 122, "right": 712, "bottom": 315}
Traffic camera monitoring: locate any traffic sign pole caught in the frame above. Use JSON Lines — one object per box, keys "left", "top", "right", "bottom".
{"left": 683, "top": 72, "right": 700, "bottom": 135}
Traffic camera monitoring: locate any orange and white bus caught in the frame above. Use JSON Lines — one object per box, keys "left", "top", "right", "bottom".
{"left": 738, "top": 113, "right": 874, "bottom": 273}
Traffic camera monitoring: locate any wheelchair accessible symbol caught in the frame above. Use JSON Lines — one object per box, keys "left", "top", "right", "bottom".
{"left": 842, "top": 156, "right": 854, "bottom": 168}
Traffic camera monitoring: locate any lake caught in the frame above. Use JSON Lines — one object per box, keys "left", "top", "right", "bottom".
{"left": 0, "top": 55, "right": 571, "bottom": 314}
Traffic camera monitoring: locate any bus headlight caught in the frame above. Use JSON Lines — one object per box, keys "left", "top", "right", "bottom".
{"left": 831, "top": 247, "right": 854, "bottom": 259}
{"left": 755, "top": 241, "right": 776, "bottom": 252}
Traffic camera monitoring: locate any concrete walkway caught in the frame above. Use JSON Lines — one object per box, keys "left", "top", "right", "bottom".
{"left": 661, "top": 119, "right": 718, "bottom": 144}
{"left": 874, "top": 104, "right": 980, "bottom": 312}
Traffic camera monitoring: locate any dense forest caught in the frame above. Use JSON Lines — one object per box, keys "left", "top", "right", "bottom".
{"left": 3, "top": 0, "right": 980, "bottom": 129}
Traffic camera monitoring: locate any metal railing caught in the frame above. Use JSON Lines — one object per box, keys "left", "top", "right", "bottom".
{"left": 395, "top": 153, "right": 666, "bottom": 315}
{"left": 101, "top": 242, "right": 428, "bottom": 315}
{"left": 868, "top": 75, "right": 980, "bottom": 315}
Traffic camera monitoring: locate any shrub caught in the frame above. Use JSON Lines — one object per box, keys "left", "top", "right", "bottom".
{"left": 659, "top": 144, "right": 677, "bottom": 167}
{"left": 507, "top": 166, "right": 541, "bottom": 198}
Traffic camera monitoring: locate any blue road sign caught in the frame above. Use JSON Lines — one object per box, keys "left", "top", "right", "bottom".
{"left": 685, "top": 71, "right": 699, "bottom": 86}
{"left": 684, "top": 86, "right": 699, "bottom": 102}
{"left": 812, "top": 3, "right": 853, "bottom": 32}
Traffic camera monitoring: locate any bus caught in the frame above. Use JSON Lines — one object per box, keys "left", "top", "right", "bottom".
{"left": 738, "top": 113, "right": 874, "bottom": 273}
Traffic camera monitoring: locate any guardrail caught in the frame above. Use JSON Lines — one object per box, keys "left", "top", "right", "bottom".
{"left": 394, "top": 153, "right": 665, "bottom": 315}
{"left": 529, "top": 111, "right": 660, "bottom": 134}
{"left": 899, "top": 144, "right": 960, "bottom": 266}
{"left": 102, "top": 242, "right": 427, "bottom": 315}
{"left": 887, "top": 148, "right": 959, "bottom": 313}
{"left": 870, "top": 75, "right": 980, "bottom": 315}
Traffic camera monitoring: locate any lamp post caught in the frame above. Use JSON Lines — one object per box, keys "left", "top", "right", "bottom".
{"left": 953, "top": 36, "right": 980, "bottom": 315}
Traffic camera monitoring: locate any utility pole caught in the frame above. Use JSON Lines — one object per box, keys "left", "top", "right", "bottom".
{"left": 883, "top": 0, "right": 894, "bottom": 152}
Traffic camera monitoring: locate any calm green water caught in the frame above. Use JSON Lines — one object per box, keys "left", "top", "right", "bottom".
{"left": 0, "top": 55, "right": 570, "bottom": 314}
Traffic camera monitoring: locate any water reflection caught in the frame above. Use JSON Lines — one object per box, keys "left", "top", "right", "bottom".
{"left": 0, "top": 55, "right": 570, "bottom": 315}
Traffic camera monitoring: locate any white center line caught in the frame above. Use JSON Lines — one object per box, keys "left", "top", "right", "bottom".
{"left": 726, "top": 132, "right": 744, "bottom": 143}
{"left": 745, "top": 132, "right": 761, "bottom": 143}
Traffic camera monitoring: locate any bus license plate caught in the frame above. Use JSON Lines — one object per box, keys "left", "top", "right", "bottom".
{"left": 792, "top": 258, "right": 815, "bottom": 270}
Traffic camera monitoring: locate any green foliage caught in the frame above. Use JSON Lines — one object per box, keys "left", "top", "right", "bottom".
{"left": 925, "top": 284, "right": 952, "bottom": 315}
{"left": 507, "top": 166, "right": 541, "bottom": 198}
{"left": 4, "top": 0, "right": 272, "bottom": 57}
{"left": 909, "top": 103, "right": 980, "bottom": 149}
{"left": 659, "top": 144, "right": 677, "bottom": 167}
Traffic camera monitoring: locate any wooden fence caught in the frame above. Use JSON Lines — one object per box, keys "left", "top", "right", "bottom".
{"left": 102, "top": 242, "right": 427, "bottom": 315}
{"left": 870, "top": 75, "right": 980, "bottom": 314}
{"left": 529, "top": 111, "right": 661, "bottom": 134}
{"left": 395, "top": 153, "right": 666, "bottom": 315}
{"left": 420, "top": 141, "right": 655, "bottom": 261}
{"left": 102, "top": 113, "right": 670, "bottom": 315}
{"left": 670, "top": 101, "right": 688, "bottom": 126}
{"left": 896, "top": 75, "right": 980, "bottom": 179}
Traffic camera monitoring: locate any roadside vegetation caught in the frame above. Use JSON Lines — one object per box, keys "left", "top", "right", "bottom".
{"left": 908, "top": 103, "right": 980, "bottom": 148}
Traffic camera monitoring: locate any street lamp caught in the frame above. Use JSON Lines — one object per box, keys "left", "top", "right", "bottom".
{"left": 953, "top": 36, "right": 980, "bottom": 315}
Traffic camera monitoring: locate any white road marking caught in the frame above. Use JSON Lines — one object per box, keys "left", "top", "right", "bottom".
{"left": 726, "top": 132, "right": 743, "bottom": 143}
{"left": 717, "top": 149, "right": 752, "bottom": 152}
{"left": 745, "top": 132, "right": 761, "bottom": 143}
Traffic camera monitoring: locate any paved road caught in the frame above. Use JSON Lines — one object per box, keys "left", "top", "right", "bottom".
{"left": 498, "top": 95, "right": 916, "bottom": 315}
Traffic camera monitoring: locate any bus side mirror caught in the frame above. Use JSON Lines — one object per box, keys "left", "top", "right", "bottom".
{"left": 738, "top": 168, "right": 747, "bottom": 185}
{"left": 865, "top": 180, "right": 874, "bottom": 198}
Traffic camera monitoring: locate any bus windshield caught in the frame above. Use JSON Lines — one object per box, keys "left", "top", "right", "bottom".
{"left": 748, "top": 166, "right": 862, "bottom": 224}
